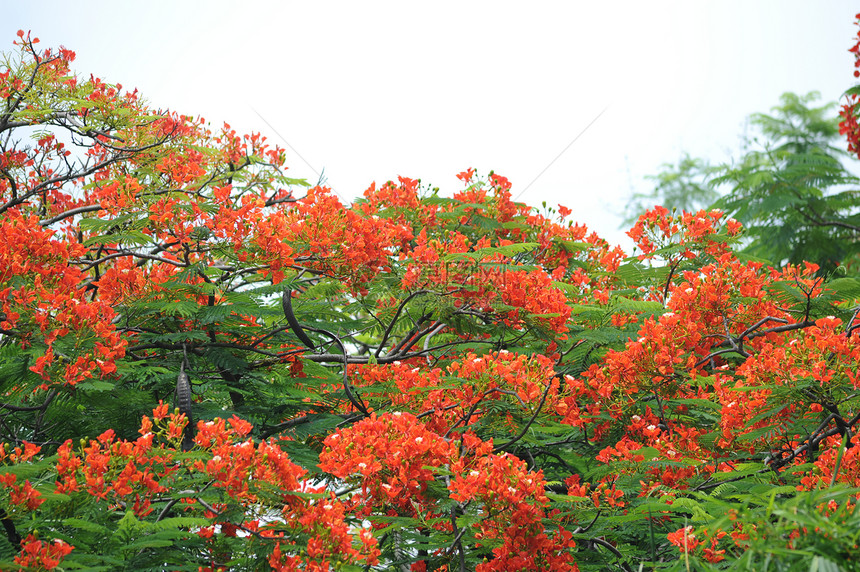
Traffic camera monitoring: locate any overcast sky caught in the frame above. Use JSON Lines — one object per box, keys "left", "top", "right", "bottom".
{"left": 6, "top": 1, "right": 858, "bottom": 247}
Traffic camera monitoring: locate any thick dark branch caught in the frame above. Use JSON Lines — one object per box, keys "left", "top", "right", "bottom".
{"left": 282, "top": 289, "right": 315, "bottom": 349}
{"left": 737, "top": 316, "right": 788, "bottom": 342}
{"left": 1, "top": 110, "right": 79, "bottom": 132}
{"left": 695, "top": 410, "right": 860, "bottom": 494}
{"left": 809, "top": 217, "right": 860, "bottom": 233}
{"left": 0, "top": 390, "right": 57, "bottom": 412}
{"left": 260, "top": 412, "right": 359, "bottom": 439}
{"left": 0, "top": 43, "right": 56, "bottom": 133}
{"left": 769, "top": 410, "right": 860, "bottom": 471}
{"left": 384, "top": 317, "right": 435, "bottom": 357}
{"left": 127, "top": 341, "right": 281, "bottom": 359}
{"left": 375, "top": 289, "right": 433, "bottom": 358}
{"left": 306, "top": 338, "right": 497, "bottom": 364}
{"left": 492, "top": 377, "right": 554, "bottom": 453}
{"left": 306, "top": 327, "right": 369, "bottom": 417}
{"left": 0, "top": 154, "right": 127, "bottom": 216}
{"left": 264, "top": 195, "right": 299, "bottom": 207}
{"left": 128, "top": 337, "right": 493, "bottom": 370}
{"left": 746, "top": 319, "right": 815, "bottom": 340}
{"left": 696, "top": 318, "right": 815, "bottom": 368}
{"left": 846, "top": 306, "right": 860, "bottom": 337}
{"left": 40, "top": 203, "right": 102, "bottom": 226}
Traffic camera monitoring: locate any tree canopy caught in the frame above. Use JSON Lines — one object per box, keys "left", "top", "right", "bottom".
{"left": 2, "top": 19, "right": 860, "bottom": 571}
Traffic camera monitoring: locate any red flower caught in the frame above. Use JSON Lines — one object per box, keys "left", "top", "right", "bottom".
{"left": 14, "top": 534, "right": 73, "bottom": 570}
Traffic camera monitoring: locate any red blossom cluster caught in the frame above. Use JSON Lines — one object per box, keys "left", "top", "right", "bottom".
{"left": 0, "top": 212, "right": 125, "bottom": 385}
{"left": 320, "top": 412, "right": 577, "bottom": 569}
{"left": 0, "top": 442, "right": 44, "bottom": 511}
{"left": 269, "top": 497, "right": 380, "bottom": 571}
{"left": 351, "top": 351, "right": 560, "bottom": 434}
{"left": 13, "top": 534, "right": 73, "bottom": 571}
{"left": 320, "top": 411, "right": 455, "bottom": 518}
{"left": 667, "top": 525, "right": 727, "bottom": 563}
{"left": 840, "top": 14, "right": 860, "bottom": 158}
{"left": 5, "top": 404, "right": 380, "bottom": 569}
{"left": 286, "top": 186, "right": 413, "bottom": 288}
{"left": 449, "top": 436, "right": 578, "bottom": 571}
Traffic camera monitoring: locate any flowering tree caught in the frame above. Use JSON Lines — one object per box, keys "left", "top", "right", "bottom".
{"left": 1, "top": 23, "right": 860, "bottom": 571}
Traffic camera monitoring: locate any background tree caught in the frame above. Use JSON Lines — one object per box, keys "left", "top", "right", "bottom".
{"left": 625, "top": 92, "right": 860, "bottom": 274}
{"left": 715, "top": 91, "right": 860, "bottom": 273}
{"left": 621, "top": 153, "right": 718, "bottom": 227}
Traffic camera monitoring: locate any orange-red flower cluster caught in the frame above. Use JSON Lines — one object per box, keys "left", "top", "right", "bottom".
{"left": 13, "top": 533, "right": 73, "bottom": 571}
{"left": 839, "top": 14, "right": 860, "bottom": 158}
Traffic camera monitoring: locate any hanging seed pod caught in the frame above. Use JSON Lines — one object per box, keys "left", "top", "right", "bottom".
{"left": 175, "top": 353, "right": 195, "bottom": 451}
{"left": 0, "top": 508, "right": 20, "bottom": 546}
{"left": 175, "top": 370, "right": 192, "bottom": 419}
{"left": 282, "top": 289, "right": 315, "bottom": 349}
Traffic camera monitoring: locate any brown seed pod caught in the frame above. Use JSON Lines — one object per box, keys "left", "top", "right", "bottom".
{"left": 175, "top": 355, "right": 195, "bottom": 451}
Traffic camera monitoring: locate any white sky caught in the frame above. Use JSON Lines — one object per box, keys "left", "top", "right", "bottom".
{"left": 6, "top": 1, "right": 858, "bottom": 248}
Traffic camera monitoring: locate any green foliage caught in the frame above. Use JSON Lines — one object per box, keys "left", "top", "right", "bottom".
{"left": 623, "top": 154, "right": 720, "bottom": 227}
{"left": 628, "top": 92, "right": 860, "bottom": 274}
{"left": 4, "top": 29, "right": 860, "bottom": 572}
{"left": 715, "top": 93, "right": 860, "bottom": 273}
